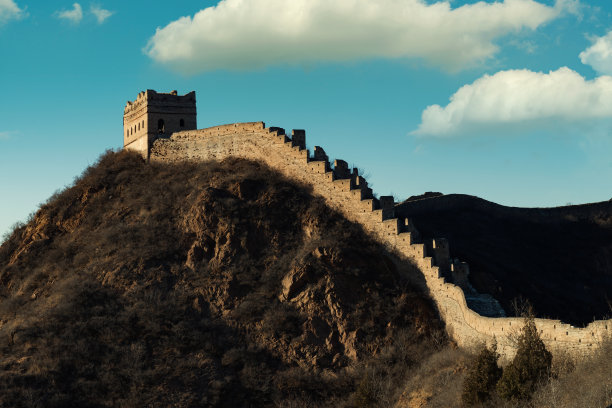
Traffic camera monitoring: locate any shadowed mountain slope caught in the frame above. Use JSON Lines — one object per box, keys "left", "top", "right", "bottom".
{"left": 0, "top": 151, "right": 444, "bottom": 407}
{"left": 396, "top": 194, "right": 612, "bottom": 326}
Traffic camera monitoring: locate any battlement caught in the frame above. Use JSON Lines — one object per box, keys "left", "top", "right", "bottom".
{"left": 124, "top": 90, "right": 196, "bottom": 114}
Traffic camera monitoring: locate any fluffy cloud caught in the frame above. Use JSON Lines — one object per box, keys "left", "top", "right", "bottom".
{"left": 0, "top": 0, "right": 25, "bottom": 24}
{"left": 56, "top": 3, "right": 83, "bottom": 24}
{"left": 579, "top": 31, "right": 612, "bottom": 75}
{"left": 90, "top": 4, "right": 113, "bottom": 24}
{"left": 413, "top": 67, "right": 612, "bottom": 137}
{"left": 145, "top": 0, "right": 569, "bottom": 74}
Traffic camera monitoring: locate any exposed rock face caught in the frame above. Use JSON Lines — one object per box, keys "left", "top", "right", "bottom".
{"left": 0, "top": 151, "right": 443, "bottom": 407}
{"left": 176, "top": 169, "right": 440, "bottom": 371}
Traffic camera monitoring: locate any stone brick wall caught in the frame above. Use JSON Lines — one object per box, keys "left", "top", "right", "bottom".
{"left": 147, "top": 122, "right": 612, "bottom": 362}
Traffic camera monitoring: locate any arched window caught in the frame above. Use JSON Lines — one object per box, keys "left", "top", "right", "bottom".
{"left": 158, "top": 119, "right": 165, "bottom": 134}
{"left": 138, "top": 123, "right": 140, "bottom": 131}
{"left": 180, "top": 119, "right": 185, "bottom": 128}
{"left": 126, "top": 130, "right": 129, "bottom": 138}
{"left": 142, "top": 120, "right": 145, "bottom": 128}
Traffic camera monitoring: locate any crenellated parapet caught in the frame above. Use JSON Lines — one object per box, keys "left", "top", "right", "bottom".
{"left": 123, "top": 90, "right": 197, "bottom": 159}
{"left": 124, "top": 90, "right": 196, "bottom": 115}
{"left": 146, "top": 122, "right": 612, "bottom": 363}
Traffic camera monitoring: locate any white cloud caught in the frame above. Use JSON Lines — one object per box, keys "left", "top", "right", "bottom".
{"left": 579, "top": 31, "right": 612, "bottom": 75}
{"left": 413, "top": 67, "right": 612, "bottom": 137}
{"left": 144, "top": 0, "right": 571, "bottom": 74}
{"left": 56, "top": 3, "right": 83, "bottom": 24}
{"left": 555, "top": 0, "right": 583, "bottom": 17}
{"left": 509, "top": 39, "right": 538, "bottom": 54}
{"left": 90, "top": 4, "right": 113, "bottom": 24}
{"left": 0, "top": 0, "right": 25, "bottom": 24}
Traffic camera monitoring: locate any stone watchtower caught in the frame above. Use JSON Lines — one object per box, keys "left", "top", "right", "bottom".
{"left": 123, "top": 90, "right": 197, "bottom": 158}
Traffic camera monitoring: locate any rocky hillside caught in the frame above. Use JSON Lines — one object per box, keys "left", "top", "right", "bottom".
{"left": 0, "top": 151, "right": 446, "bottom": 407}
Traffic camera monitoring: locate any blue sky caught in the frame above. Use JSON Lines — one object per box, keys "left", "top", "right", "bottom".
{"left": 2, "top": 0, "right": 612, "bottom": 238}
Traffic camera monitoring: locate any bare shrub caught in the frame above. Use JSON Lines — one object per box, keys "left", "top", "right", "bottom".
{"left": 393, "top": 347, "right": 470, "bottom": 408}
{"left": 530, "top": 336, "right": 612, "bottom": 408}
{"left": 353, "top": 367, "right": 393, "bottom": 408}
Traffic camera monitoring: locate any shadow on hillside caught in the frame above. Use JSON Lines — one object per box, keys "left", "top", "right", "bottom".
{"left": 396, "top": 194, "right": 612, "bottom": 326}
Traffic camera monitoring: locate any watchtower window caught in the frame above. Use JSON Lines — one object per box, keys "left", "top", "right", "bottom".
{"left": 158, "top": 119, "right": 165, "bottom": 134}
{"left": 138, "top": 123, "right": 140, "bottom": 130}
{"left": 180, "top": 119, "right": 185, "bottom": 127}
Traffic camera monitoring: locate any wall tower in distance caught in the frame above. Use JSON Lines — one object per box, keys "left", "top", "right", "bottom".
{"left": 123, "top": 90, "right": 197, "bottom": 158}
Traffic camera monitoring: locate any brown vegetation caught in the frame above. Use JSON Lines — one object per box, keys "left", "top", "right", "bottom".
{"left": 0, "top": 150, "right": 444, "bottom": 407}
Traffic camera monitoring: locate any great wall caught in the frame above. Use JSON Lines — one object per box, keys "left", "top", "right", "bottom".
{"left": 124, "top": 91, "right": 612, "bottom": 362}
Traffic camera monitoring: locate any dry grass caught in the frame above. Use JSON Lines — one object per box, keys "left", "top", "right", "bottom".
{"left": 529, "top": 338, "right": 612, "bottom": 408}
{"left": 455, "top": 337, "right": 612, "bottom": 408}
{"left": 0, "top": 150, "right": 444, "bottom": 407}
